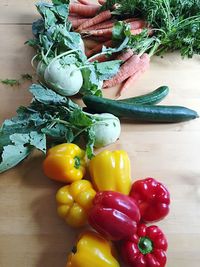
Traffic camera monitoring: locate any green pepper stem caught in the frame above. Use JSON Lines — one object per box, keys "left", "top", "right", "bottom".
{"left": 138, "top": 237, "right": 153, "bottom": 255}
{"left": 74, "top": 156, "right": 81, "bottom": 169}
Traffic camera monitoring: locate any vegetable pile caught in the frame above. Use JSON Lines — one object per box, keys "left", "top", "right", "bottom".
{"left": 0, "top": 0, "right": 199, "bottom": 173}
{"left": 28, "top": 0, "right": 122, "bottom": 97}
{"left": 1, "top": 1, "right": 199, "bottom": 266}
{"left": 67, "top": 0, "right": 200, "bottom": 95}
{"left": 0, "top": 84, "right": 121, "bottom": 173}
{"left": 45, "top": 145, "right": 170, "bottom": 267}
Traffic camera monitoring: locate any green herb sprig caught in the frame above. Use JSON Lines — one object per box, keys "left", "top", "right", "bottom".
{"left": 101, "top": 0, "right": 200, "bottom": 57}
{"left": 1, "top": 74, "right": 33, "bottom": 87}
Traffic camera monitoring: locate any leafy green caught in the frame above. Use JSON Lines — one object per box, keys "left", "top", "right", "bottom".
{"left": 0, "top": 136, "right": 33, "bottom": 173}
{"left": 1, "top": 74, "right": 33, "bottom": 87}
{"left": 1, "top": 79, "right": 20, "bottom": 86}
{"left": 95, "top": 60, "right": 122, "bottom": 81}
{"left": 112, "top": 21, "right": 131, "bottom": 40}
{"left": 0, "top": 131, "right": 46, "bottom": 173}
{"left": 101, "top": 0, "right": 200, "bottom": 57}
{"left": 85, "top": 128, "right": 96, "bottom": 160}
{"left": 52, "top": 0, "right": 69, "bottom": 5}
{"left": 80, "top": 66, "right": 102, "bottom": 97}
{"left": 27, "top": 1, "right": 123, "bottom": 96}
{"left": 0, "top": 83, "right": 115, "bottom": 173}
{"left": 36, "top": 1, "right": 69, "bottom": 28}
{"left": 29, "top": 83, "right": 69, "bottom": 105}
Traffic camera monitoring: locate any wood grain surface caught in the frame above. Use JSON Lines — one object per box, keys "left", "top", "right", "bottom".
{"left": 0, "top": 1, "right": 200, "bottom": 267}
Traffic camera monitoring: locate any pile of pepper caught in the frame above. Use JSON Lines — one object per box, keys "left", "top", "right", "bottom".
{"left": 43, "top": 143, "right": 170, "bottom": 267}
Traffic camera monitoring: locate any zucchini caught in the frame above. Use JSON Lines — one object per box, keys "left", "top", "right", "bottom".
{"left": 83, "top": 95, "right": 199, "bottom": 123}
{"left": 117, "top": 86, "right": 169, "bottom": 105}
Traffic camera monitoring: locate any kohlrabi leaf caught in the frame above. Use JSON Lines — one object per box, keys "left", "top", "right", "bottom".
{"left": 69, "top": 109, "right": 93, "bottom": 127}
{"left": 80, "top": 66, "right": 102, "bottom": 96}
{"left": 32, "top": 19, "right": 45, "bottom": 37}
{"left": 0, "top": 131, "right": 46, "bottom": 173}
{"left": 52, "top": 0, "right": 70, "bottom": 5}
{"left": 52, "top": 3, "right": 69, "bottom": 21}
{"left": 85, "top": 128, "right": 95, "bottom": 160}
{"left": 42, "top": 123, "right": 74, "bottom": 142}
{"left": 95, "top": 60, "right": 122, "bottom": 81}
{"left": 0, "top": 142, "right": 32, "bottom": 173}
{"left": 36, "top": 3, "right": 57, "bottom": 28}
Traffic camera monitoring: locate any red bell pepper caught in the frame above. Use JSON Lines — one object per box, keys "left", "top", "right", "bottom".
{"left": 88, "top": 191, "right": 141, "bottom": 241}
{"left": 129, "top": 178, "right": 170, "bottom": 223}
{"left": 121, "top": 224, "right": 168, "bottom": 267}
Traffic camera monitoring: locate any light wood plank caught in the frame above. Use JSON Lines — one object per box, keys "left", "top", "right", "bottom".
{"left": 0, "top": 0, "right": 48, "bottom": 24}
{"left": 0, "top": 2, "right": 200, "bottom": 267}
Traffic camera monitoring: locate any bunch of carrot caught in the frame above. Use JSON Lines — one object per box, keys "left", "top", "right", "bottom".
{"left": 69, "top": 0, "right": 150, "bottom": 96}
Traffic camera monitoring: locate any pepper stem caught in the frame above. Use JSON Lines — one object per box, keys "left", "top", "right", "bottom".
{"left": 74, "top": 156, "right": 81, "bottom": 169}
{"left": 138, "top": 237, "right": 153, "bottom": 255}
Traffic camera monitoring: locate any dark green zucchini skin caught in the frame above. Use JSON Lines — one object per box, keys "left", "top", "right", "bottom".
{"left": 83, "top": 95, "right": 199, "bottom": 123}
{"left": 117, "top": 86, "right": 169, "bottom": 105}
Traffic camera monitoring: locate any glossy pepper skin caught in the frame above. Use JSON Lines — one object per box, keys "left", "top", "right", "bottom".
{"left": 43, "top": 143, "right": 86, "bottom": 183}
{"left": 89, "top": 150, "right": 132, "bottom": 195}
{"left": 56, "top": 180, "right": 96, "bottom": 227}
{"left": 130, "top": 178, "right": 170, "bottom": 222}
{"left": 66, "top": 231, "right": 120, "bottom": 267}
{"left": 88, "top": 191, "right": 141, "bottom": 241}
{"left": 121, "top": 224, "right": 168, "bottom": 267}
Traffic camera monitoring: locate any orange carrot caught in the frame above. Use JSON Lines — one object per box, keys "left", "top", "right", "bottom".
{"left": 77, "top": 0, "right": 100, "bottom": 5}
{"left": 130, "top": 28, "right": 143, "bottom": 35}
{"left": 129, "top": 20, "right": 146, "bottom": 30}
{"left": 69, "top": 3, "right": 100, "bottom": 17}
{"left": 85, "top": 19, "right": 115, "bottom": 31}
{"left": 77, "top": 10, "right": 112, "bottom": 31}
{"left": 115, "top": 49, "right": 134, "bottom": 62}
{"left": 124, "top": 18, "right": 141, "bottom": 23}
{"left": 116, "top": 53, "right": 150, "bottom": 96}
{"left": 82, "top": 27, "right": 113, "bottom": 38}
{"left": 77, "top": 0, "right": 90, "bottom": 4}
{"left": 86, "top": 40, "right": 113, "bottom": 57}
{"left": 84, "top": 39, "right": 101, "bottom": 51}
{"left": 88, "top": 36, "right": 111, "bottom": 42}
{"left": 98, "top": 0, "right": 106, "bottom": 4}
{"left": 69, "top": 16, "right": 89, "bottom": 29}
{"left": 103, "top": 54, "right": 140, "bottom": 88}
{"left": 69, "top": 14, "right": 86, "bottom": 19}
{"left": 116, "top": 71, "right": 144, "bottom": 96}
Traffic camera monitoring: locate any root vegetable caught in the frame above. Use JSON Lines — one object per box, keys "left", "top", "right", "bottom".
{"left": 44, "top": 58, "right": 83, "bottom": 96}
{"left": 77, "top": 10, "right": 112, "bottom": 31}
{"left": 92, "top": 113, "right": 121, "bottom": 148}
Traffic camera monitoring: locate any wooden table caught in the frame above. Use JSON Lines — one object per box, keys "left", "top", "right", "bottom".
{"left": 0, "top": 1, "right": 200, "bottom": 266}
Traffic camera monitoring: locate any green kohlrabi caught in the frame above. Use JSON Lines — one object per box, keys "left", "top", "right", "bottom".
{"left": 92, "top": 113, "right": 121, "bottom": 148}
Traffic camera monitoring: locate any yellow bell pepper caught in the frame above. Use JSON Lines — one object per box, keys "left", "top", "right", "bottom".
{"left": 56, "top": 180, "right": 96, "bottom": 227}
{"left": 66, "top": 231, "right": 120, "bottom": 267}
{"left": 89, "top": 149, "right": 131, "bottom": 195}
{"left": 43, "top": 143, "right": 86, "bottom": 183}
